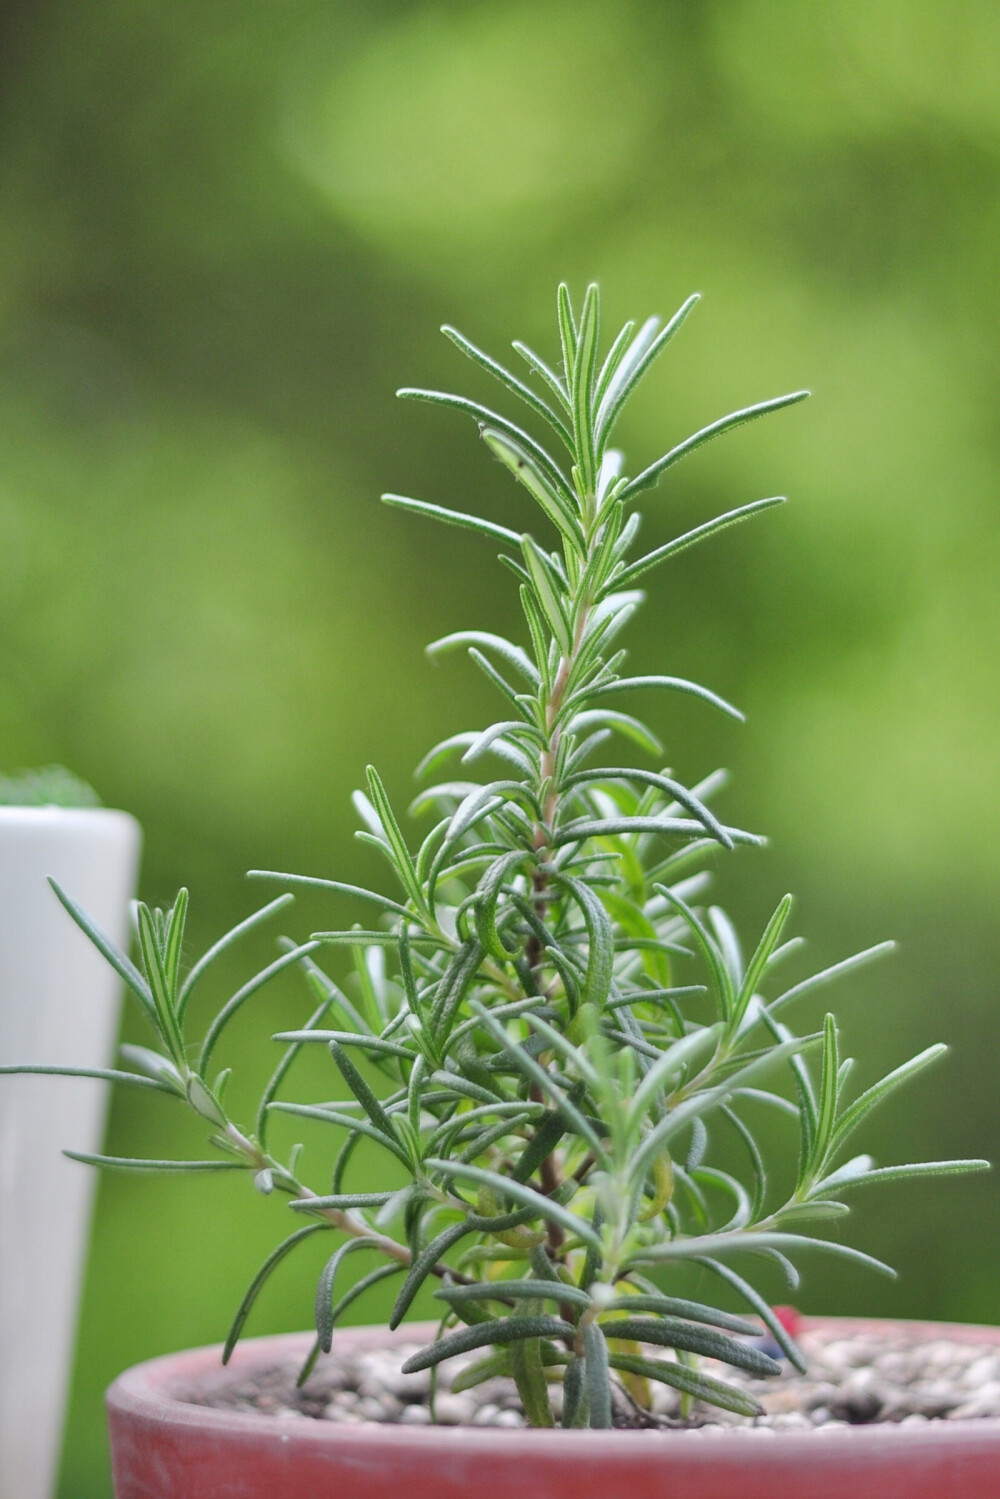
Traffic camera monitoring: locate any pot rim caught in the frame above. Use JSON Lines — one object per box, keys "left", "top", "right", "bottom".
{"left": 107, "top": 1315, "right": 1000, "bottom": 1459}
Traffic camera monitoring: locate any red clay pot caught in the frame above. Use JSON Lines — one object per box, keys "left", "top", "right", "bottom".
{"left": 107, "top": 1318, "right": 1000, "bottom": 1499}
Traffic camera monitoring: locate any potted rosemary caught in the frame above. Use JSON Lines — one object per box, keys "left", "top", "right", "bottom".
{"left": 0, "top": 769, "right": 140, "bottom": 1499}
{"left": 3, "top": 287, "right": 994, "bottom": 1499}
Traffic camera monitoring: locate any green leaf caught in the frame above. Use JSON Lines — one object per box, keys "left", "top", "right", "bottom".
{"left": 389, "top": 1220, "right": 475, "bottom": 1329}
{"left": 595, "top": 293, "right": 700, "bottom": 447}
{"left": 607, "top": 1353, "right": 763, "bottom": 1418}
{"left": 732, "top": 894, "right": 793, "bottom": 1031}
{"left": 310, "top": 929, "right": 411, "bottom": 948}
{"left": 364, "top": 767, "right": 428, "bottom": 916}
{"left": 481, "top": 428, "right": 583, "bottom": 550}
{"left": 572, "top": 283, "right": 600, "bottom": 496}
{"left": 465, "top": 647, "right": 527, "bottom": 716}
{"left": 561, "top": 1354, "right": 589, "bottom": 1427}
{"left": 162, "top": 889, "right": 189, "bottom": 1000}
{"left": 401, "top": 1315, "right": 575, "bottom": 1373}
{"left": 568, "top": 709, "right": 663, "bottom": 757}
{"left": 624, "top": 1023, "right": 723, "bottom": 1132}
{"left": 810, "top": 1013, "right": 840, "bottom": 1174}
{"left": 435, "top": 1279, "right": 591, "bottom": 1309}
{"left": 655, "top": 885, "right": 734, "bottom": 1020}
{"left": 620, "top": 390, "right": 810, "bottom": 502}
{"left": 64, "top": 1152, "right": 246, "bottom": 1173}
{"left": 556, "top": 283, "right": 577, "bottom": 387}
{"left": 224, "top": 1223, "right": 330, "bottom": 1363}
{"left": 474, "top": 851, "right": 528, "bottom": 963}
{"left": 328, "top": 1042, "right": 396, "bottom": 1138}
{"left": 468, "top": 1002, "right": 606, "bottom": 1162}
{"left": 511, "top": 1110, "right": 567, "bottom": 1185}
{"left": 721, "top": 1104, "right": 768, "bottom": 1222}
{"left": 441, "top": 324, "right": 573, "bottom": 448}
{"left": 601, "top": 1293, "right": 758, "bottom": 1335}
{"left": 817, "top": 1159, "right": 990, "bottom": 1190}
{"left": 0, "top": 1063, "right": 173, "bottom": 1093}
{"left": 429, "top": 938, "right": 484, "bottom": 1044}
{"left": 584, "top": 1318, "right": 612, "bottom": 1428}
{"left": 511, "top": 1332, "right": 555, "bottom": 1427}
{"left": 593, "top": 318, "right": 636, "bottom": 413}
{"left": 273, "top": 1030, "right": 412, "bottom": 1059}
{"left": 692, "top": 1256, "right": 806, "bottom": 1370}
{"left": 587, "top": 674, "right": 744, "bottom": 721}
{"left": 425, "top": 1157, "right": 603, "bottom": 1251}
{"left": 521, "top": 535, "right": 573, "bottom": 656}
{"left": 247, "top": 871, "right": 408, "bottom": 918}
{"left": 382, "top": 492, "right": 520, "bottom": 546}
{"left": 616, "top": 496, "right": 786, "bottom": 588}
{"left": 197, "top": 941, "right": 322, "bottom": 1076}
{"left": 511, "top": 340, "right": 569, "bottom": 411}
{"left": 427, "top": 631, "right": 539, "bottom": 686}
{"left": 601, "top": 1317, "right": 780, "bottom": 1376}
{"left": 767, "top": 941, "right": 897, "bottom": 1018}
{"left": 629, "top": 1033, "right": 821, "bottom": 1184}
{"left": 556, "top": 874, "right": 614, "bottom": 1009}
{"left": 631, "top": 1230, "right": 895, "bottom": 1279}
{"left": 178, "top": 894, "right": 295, "bottom": 1020}
{"left": 315, "top": 1237, "right": 383, "bottom": 1352}
{"left": 302, "top": 1193, "right": 396, "bottom": 1210}
{"left": 397, "top": 388, "right": 572, "bottom": 501}
{"left": 48, "top": 878, "right": 155, "bottom": 1022}
{"left": 275, "top": 1104, "right": 410, "bottom": 1167}
{"left": 322, "top": 1263, "right": 405, "bottom": 1343}
{"left": 136, "top": 904, "right": 185, "bottom": 1065}
{"left": 830, "top": 1045, "right": 949, "bottom": 1157}
{"left": 564, "top": 767, "right": 732, "bottom": 847}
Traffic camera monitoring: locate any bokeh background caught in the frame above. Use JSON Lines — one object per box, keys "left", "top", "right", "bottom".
{"left": 0, "top": 2, "right": 997, "bottom": 1493}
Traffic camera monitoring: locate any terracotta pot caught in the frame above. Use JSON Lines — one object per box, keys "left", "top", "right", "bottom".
{"left": 107, "top": 1317, "right": 1000, "bottom": 1499}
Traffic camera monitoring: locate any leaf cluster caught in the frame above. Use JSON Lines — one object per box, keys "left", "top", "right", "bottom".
{"left": 2, "top": 285, "right": 987, "bottom": 1429}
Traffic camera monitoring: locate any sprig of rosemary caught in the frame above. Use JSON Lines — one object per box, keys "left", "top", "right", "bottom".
{"left": 3, "top": 284, "right": 987, "bottom": 1428}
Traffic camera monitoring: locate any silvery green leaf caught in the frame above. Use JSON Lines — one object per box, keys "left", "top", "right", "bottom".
{"left": 401, "top": 1316, "right": 575, "bottom": 1374}
{"left": 49, "top": 878, "right": 155, "bottom": 1021}
{"left": 186, "top": 1074, "right": 227, "bottom": 1127}
{"left": 315, "top": 1237, "right": 383, "bottom": 1352}
{"left": 584, "top": 1319, "right": 611, "bottom": 1428}
{"left": 175, "top": 894, "right": 295, "bottom": 1020}
{"left": 620, "top": 389, "right": 810, "bottom": 501}
{"left": 223, "top": 1223, "right": 331, "bottom": 1363}
{"left": 607, "top": 1353, "right": 763, "bottom": 1418}
{"left": 197, "top": 941, "right": 322, "bottom": 1075}
{"left": 616, "top": 496, "right": 786, "bottom": 587}
{"left": 381, "top": 491, "right": 520, "bottom": 545}
{"left": 440, "top": 323, "right": 574, "bottom": 448}
{"left": 0, "top": 1063, "right": 172, "bottom": 1094}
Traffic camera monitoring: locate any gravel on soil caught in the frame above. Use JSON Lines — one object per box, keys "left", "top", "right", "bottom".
{"left": 180, "top": 1324, "right": 1000, "bottom": 1432}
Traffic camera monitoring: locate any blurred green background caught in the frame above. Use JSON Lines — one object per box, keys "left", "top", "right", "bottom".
{"left": 0, "top": 1, "right": 997, "bottom": 1492}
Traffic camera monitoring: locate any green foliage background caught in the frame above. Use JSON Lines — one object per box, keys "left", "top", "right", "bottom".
{"left": 0, "top": 2, "right": 996, "bottom": 1492}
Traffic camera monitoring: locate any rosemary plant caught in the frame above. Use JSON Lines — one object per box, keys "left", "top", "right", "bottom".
{"left": 2, "top": 285, "right": 987, "bottom": 1429}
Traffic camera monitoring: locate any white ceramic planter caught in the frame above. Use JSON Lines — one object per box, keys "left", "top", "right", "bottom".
{"left": 0, "top": 807, "right": 141, "bottom": 1499}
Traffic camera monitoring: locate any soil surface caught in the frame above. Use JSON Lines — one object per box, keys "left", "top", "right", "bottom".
{"left": 180, "top": 1323, "right": 1000, "bottom": 1432}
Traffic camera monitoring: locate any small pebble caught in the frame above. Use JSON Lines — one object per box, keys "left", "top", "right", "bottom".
{"left": 963, "top": 1357, "right": 1000, "bottom": 1388}
{"left": 184, "top": 1326, "right": 1000, "bottom": 1431}
{"left": 433, "top": 1394, "right": 476, "bottom": 1425}
{"left": 772, "top": 1412, "right": 811, "bottom": 1430}
{"left": 399, "top": 1404, "right": 432, "bottom": 1425}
